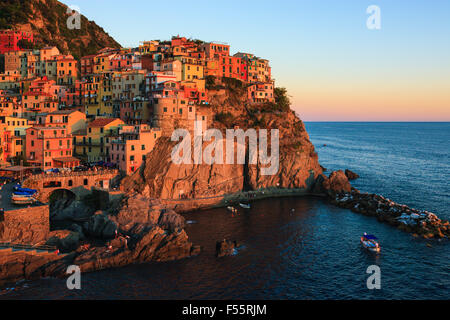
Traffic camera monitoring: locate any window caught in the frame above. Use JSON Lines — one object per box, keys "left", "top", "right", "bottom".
{"left": 141, "top": 145, "right": 145, "bottom": 151}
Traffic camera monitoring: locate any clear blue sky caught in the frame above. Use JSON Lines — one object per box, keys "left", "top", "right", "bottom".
{"left": 61, "top": 0, "right": 450, "bottom": 121}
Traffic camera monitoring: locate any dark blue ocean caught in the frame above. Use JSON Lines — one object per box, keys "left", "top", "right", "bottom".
{"left": 1, "top": 122, "right": 449, "bottom": 300}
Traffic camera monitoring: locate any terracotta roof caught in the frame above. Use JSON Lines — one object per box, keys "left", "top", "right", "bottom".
{"left": 88, "top": 118, "right": 121, "bottom": 128}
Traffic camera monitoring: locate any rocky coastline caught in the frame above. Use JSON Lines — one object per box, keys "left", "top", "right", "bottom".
{"left": 0, "top": 195, "right": 200, "bottom": 287}
{"left": 0, "top": 81, "right": 447, "bottom": 288}
{"left": 330, "top": 190, "right": 449, "bottom": 239}
{"left": 1, "top": 169, "right": 448, "bottom": 287}
{"left": 319, "top": 170, "right": 449, "bottom": 239}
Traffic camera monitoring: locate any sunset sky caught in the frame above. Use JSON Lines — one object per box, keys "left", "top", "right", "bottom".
{"left": 61, "top": 0, "right": 450, "bottom": 121}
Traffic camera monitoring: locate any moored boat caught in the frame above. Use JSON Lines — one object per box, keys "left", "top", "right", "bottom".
{"left": 360, "top": 233, "right": 380, "bottom": 253}
{"left": 239, "top": 203, "right": 251, "bottom": 209}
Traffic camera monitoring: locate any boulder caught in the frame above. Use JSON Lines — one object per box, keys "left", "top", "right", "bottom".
{"left": 51, "top": 200, "right": 95, "bottom": 221}
{"left": 323, "top": 170, "right": 352, "bottom": 194}
{"left": 215, "top": 239, "right": 240, "bottom": 257}
{"left": 83, "top": 213, "right": 118, "bottom": 239}
{"left": 158, "top": 209, "right": 185, "bottom": 232}
{"left": 46, "top": 230, "right": 81, "bottom": 253}
{"left": 345, "top": 169, "right": 360, "bottom": 180}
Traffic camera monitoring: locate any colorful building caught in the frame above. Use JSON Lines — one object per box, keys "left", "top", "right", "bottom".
{"left": 35, "top": 110, "right": 86, "bottom": 134}
{"left": 109, "top": 124, "right": 161, "bottom": 175}
{"left": 26, "top": 126, "right": 76, "bottom": 170}
{"left": 247, "top": 82, "right": 275, "bottom": 104}
{"left": 74, "top": 118, "right": 125, "bottom": 162}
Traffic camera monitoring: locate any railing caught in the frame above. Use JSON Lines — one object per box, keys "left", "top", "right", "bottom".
{"left": 28, "top": 169, "right": 119, "bottom": 180}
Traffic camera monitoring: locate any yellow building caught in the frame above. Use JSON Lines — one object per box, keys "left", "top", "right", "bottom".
{"left": 98, "top": 73, "right": 114, "bottom": 117}
{"left": 181, "top": 61, "right": 204, "bottom": 82}
{"left": 94, "top": 53, "right": 114, "bottom": 73}
{"left": 74, "top": 118, "right": 124, "bottom": 162}
{"left": 139, "top": 41, "right": 159, "bottom": 54}
{"left": 0, "top": 116, "right": 30, "bottom": 161}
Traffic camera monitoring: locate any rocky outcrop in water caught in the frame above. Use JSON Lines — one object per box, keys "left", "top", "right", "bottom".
{"left": 330, "top": 189, "right": 449, "bottom": 239}
{"left": 216, "top": 239, "right": 240, "bottom": 257}
{"left": 121, "top": 81, "right": 323, "bottom": 206}
{"left": 0, "top": 195, "right": 199, "bottom": 287}
{"left": 345, "top": 169, "right": 360, "bottom": 180}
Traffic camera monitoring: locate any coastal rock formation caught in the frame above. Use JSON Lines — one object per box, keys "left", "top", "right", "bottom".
{"left": 216, "top": 239, "right": 240, "bottom": 257}
{"left": 345, "top": 169, "right": 360, "bottom": 180}
{"left": 0, "top": 249, "right": 65, "bottom": 287}
{"left": 331, "top": 191, "right": 450, "bottom": 239}
{"left": 50, "top": 199, "right": 94, "bottom": 222}
{"left": 0, "top": 195, "right": 199, "bottom": 286}
{"left": 121, "top": 80, "right": 323, "bottom": 206}
{"left": 322, "top": 170, "right": 352, "bottom": 194}
{"left": 82, "top": 212, "right": 118, "bottom": 239}
{"left": 46, "top": 230, "right": 82, "bottom": 253}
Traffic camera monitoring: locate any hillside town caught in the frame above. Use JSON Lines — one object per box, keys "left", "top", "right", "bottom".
{"left": 0, "top": 31, "right": 275, "bottom": 176}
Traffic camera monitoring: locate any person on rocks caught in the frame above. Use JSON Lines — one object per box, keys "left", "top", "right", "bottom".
{"left": 0, "top": 208, "right": 4, "bottom": 222}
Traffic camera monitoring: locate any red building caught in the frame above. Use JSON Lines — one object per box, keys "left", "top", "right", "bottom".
{"left": 80, "top": 54, "right": 96, "bottom": 75}
{"left": 219, "top": 56, "right": 242, "bottom": 80}
{"left": 0, "top": 30, "right": 34, "bottom": 54}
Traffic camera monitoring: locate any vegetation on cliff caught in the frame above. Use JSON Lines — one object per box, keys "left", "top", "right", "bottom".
{"left": 0, "top": 0, "right": 121, "bottom": 59}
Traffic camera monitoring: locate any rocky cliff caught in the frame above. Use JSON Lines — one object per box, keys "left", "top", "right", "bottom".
{"left": 122, "top": 78, "right": 324, "bottom": 205}
{"left": 0, "top": 195, "right": 199, "bottom": 286}
{"left": 0, "top": 0, "right": 121, "bottom": 59}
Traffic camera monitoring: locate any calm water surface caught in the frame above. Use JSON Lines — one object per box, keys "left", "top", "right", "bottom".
{"left": 1, "top": 122, "right": 449, "bottom": 299}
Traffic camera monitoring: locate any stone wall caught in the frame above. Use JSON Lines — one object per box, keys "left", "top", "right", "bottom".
{"left": 0, "top": 205, "right": 50, "bottom": 245}
{"left": 22, "top": 170, "right": 120, "bottom": 203}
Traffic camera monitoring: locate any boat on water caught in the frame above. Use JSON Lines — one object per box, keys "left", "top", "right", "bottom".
{"left": 360, "top": 233, "right": 380, "bottom": 253}
{"left": 239, "top": 203, "right": 251, "bottom": 209}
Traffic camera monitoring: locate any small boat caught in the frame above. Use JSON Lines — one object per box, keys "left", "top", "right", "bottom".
{"left": 239, "top": 203, "right": 251, "bottom": 209}
{"left": 12, "top": 198, "right": 36, "bottom": 205}
{"left": 11, "top": 193, "right": 37, "bottom": 205}
{"left": 360, "top": 233, "right": 380, "bottom": 253}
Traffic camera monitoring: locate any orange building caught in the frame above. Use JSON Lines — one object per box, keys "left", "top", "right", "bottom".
{"left": 55, "top": 55, "right": 78, "bottom": 85}
{"left": 248, "top": 82, "right": 275, "bottom": 104}
{"left": 200, "top": 42, "right": 230, "bottom": 60}
{"left": 109, "top": 124, "right": 161, "bottom": 175}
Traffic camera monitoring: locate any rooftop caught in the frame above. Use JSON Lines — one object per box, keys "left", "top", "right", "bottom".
{"left": 88, "top": 118, "right": 121, "bottom": 128}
